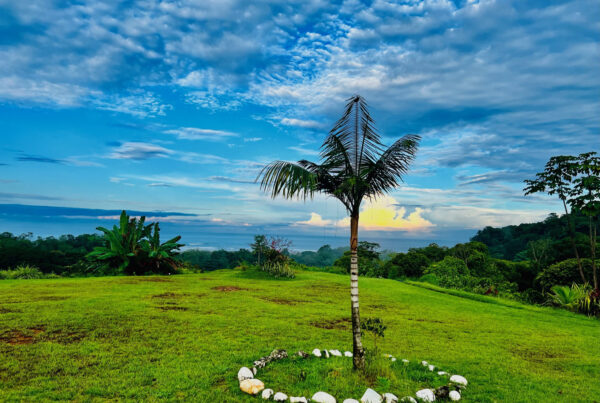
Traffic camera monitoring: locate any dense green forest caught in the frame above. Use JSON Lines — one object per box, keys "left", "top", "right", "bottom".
{"left": 472, "top": 212, "right": 593, "bottom": 262}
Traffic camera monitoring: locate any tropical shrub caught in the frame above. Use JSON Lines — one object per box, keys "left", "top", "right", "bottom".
{"left": 86, "top": 211, "right": 184, "bottom": 275}
{"left": 0, "top": 265, "right": 46, "bottom": 279}
{"left": 548, "top": 284, "right": 588, "bottom": 312}
{"left": 536, "top": 258, "right": 596, "bottom": 291}
{"left": 424, "top": 256, "right": 469, "bottom": 280}
{"left": 384, "top": 251, "right": 430, "bottom": 278}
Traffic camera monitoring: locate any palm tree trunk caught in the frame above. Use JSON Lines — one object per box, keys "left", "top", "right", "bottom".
{"left": 563, "top": 199, "right": 586, "bottom": 283}
{"left": 350, "top": 214, "right": 365, "bottom": 370}
{"left": 589, "top": 216, "right": 597, "bottom": 290}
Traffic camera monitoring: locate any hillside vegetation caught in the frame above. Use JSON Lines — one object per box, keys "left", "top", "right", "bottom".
{"left": 1, "top": 270, "right": 598, "bottom": 402}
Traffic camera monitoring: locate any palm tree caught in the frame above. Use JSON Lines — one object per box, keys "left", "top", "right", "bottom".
{"left": 257, "top": 95, "right": 420, "bottom": 369}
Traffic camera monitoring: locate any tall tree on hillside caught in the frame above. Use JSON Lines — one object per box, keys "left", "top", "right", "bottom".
{"left": 524, "top": 156, "right": 587, "bottom": 283}
{"left": 250, "top": 235, "right": 269, "bottom": 267}
{"left": 569, "top": 152, "right": 600, "bottom": 290}
{"left": 257, "top": 95, "right": 420, "bottom": 369}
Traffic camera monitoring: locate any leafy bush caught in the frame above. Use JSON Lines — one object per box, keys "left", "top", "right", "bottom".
{"left": 424, "top": 256, "right": 469, "bottom": 280}
{"left": 418, "top": 273, "right": 439, "bottom": 285}
{"left": 384, "top": 251, "right": 430, "bottom": 278}
{"left": 86, "top": 211, "right": 184, "bottom": 275}
{"left": 536, "top": 258, "right": 596, "bottom": 291}
{"left": 548, "top": 284, "right": 600, "bottom": 317}
{"left": 262, "top": 262, "right": 295, "bottom": 278}
{"left": 0, "top": 265, "right": 46, "bottom": 280}
{"left": 549, "top": 284, "right": 588, "bottom": 311}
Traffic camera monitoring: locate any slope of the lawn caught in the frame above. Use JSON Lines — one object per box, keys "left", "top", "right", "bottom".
{"left": 0, "top": 269, "right": 598, "bottom": 402}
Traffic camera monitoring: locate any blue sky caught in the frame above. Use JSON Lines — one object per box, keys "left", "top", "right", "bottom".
{"left": 0, "top": 0, "right": 598, "bottom": 250}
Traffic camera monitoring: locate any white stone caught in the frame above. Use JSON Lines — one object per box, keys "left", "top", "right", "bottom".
{"left": 361, "top": 388, "right": 382, "bottom": 403}
{"left": 450, "top": 375, "right": 468, "bottom": 386}
{"left": 274, "top": 392, "right": 288, "bottom": 401}
{"left": 400, "top": 398, "right": 417, "bottom": 403}
{"left": 343, "top": 400, "right": 360, "bottom": 403}
{"left": 344, "top": 351, "right": 353, "bottom": 357}
{"left": 383, "top": 392, "right": 398, "bottom": 403}
{"left": 391, "top": 357, "right": 397, "bottom": 362}
{"left": 262, "top": 389, "right": 274, "bottom": 399}
{"left": 238, "top": 367, "right": 254, "bottom": 382}
{"left": 421, "top": 361, "right": 428, "bottom": 366}
{"left": 312, "top": 391, "right": 337, "bottom": 403}
{"left": 437, "top": 371, "right": 447, "bottom": 376}
{"left": 290, "top": 397, "right": 308, "bottom": 403}
{"left": 415, "top": 389, "right": 435, "bottom": 402}
{"left": 449, "top": 391, "right": 461, "bottom": 401}
{"left": 240, "top": 379, "right": 265, "bottom": 395}
{"left": 323, "top": 350, "right": 330, "bottom": 358}
{"left": 401, "top": 359, "right": 409, "bottom": 364}
{"left": 312, "top": 348, "right": 322, "bottom": 357}
{"left": 252, "top": 367, "right": 257, "bottom": 375}
{"left": 329, "top": 349, "right": 342, "bottom": 357}
{"left": 428, "top": 365, "right": 435, "bottom": 371}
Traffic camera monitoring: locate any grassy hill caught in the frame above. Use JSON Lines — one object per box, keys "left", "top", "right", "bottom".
{"left": 0, "top": 270, "right": 598, "bottom": 402}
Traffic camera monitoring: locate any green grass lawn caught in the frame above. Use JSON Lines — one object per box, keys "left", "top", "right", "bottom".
{"left": 1, "top": 269, "right": 599, "bottom": 402}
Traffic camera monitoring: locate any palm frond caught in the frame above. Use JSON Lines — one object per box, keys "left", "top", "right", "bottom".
{"left": 364, "top": 134, "right": 421, "bottom": 196}
{"left": 257, "top": 161, "right": 318, "bottom": 200}
{"left": 326, "top": 95, "right": 382, "bottom": 173}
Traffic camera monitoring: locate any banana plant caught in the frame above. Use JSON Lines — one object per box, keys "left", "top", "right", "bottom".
{"left": 86, "top": 211, "right": 152, "bottom": 275}
{"left": 140, "top": 222, "right": 184, "bottom": 273}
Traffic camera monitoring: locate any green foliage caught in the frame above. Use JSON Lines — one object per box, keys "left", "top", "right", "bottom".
{"left": 425, "top": 256, "right": 469, "bottom": 278}
{"left": 536, "top": 258, "right": 596, "bottom": 291}
{"left": 333, "top": 241, "right": 381, "bottom": 275}
{"left": 384, "top": 250, "right": 431, "bottom": 278}
{"left": 86, "top": 211, "right": 184, "bottom": 275}
{"left": 179, "top": 248, "right": 253, "bottom": 271}
{"left": 0, "top": 265, "right": 46, "bottom": 280}
{"left": 291, "top": 245, "right": 347, "bottom": 267}
{"left": 548, "top": 284, "right": 587, "bottom": 311}
{"left": 361, "top": 317, "right": 387, "bottom": 340}
{"left": 472, "top": 212, "right": 592, "bottom": 261}
{"left": 418, "top": 273, "right": 440, "bottom": 285}
{"left": 0, "top": 232, "right": 104, "bottom": 274}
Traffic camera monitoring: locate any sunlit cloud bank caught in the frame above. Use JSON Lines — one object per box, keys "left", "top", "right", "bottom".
{"left": 296, "top": 196, "right": 434, "bottom": 232}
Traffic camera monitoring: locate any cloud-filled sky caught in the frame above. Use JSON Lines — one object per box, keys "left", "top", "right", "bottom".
{"left": 0, "top": 0, "right": 598, "bottom": 250}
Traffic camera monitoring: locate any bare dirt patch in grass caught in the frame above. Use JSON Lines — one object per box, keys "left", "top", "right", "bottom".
{"left": 309, "top": 317, "right": 351, "bottom": 330}
{"left": 212, "top": 286, "right": 248, "bottom": 292}
{"left": 155, "top": 305, "right": 189, "bottom": 311}
{"left": 151, "top": 292, "right": 190, "bottom": 299}
{"left": 510, "top": 345, "right": 567, "bottom": 363}
{"left": 406, "top": 317, "right": 447, "bottom": 324}
{"left": 0, "top": 326, "right": 45, "bottom": 345}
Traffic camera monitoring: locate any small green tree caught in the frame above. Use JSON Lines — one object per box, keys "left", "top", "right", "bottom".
{"left": 250, "top": 235, "right": 269, "bottom": 267}
{"left": 524, "top": 155, "right": 586, "bottom": 283}
{"left": 568, "top": 152, "right": 599, "bottom": 290}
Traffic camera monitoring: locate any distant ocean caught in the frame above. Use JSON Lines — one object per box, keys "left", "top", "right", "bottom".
{"left": 0, "top": 213, "right": 475, "bottom": 252}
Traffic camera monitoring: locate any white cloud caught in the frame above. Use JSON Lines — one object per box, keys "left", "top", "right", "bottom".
{"left": 280, "top": 118, "right": 324, "bottom": 129}
{"left": 108, "top": 142, "right": 173, "bottom": 160}
{"left": 164, "top": 127, "right": 238, "bottom": 141}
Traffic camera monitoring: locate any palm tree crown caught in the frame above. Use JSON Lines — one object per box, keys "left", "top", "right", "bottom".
{"left": 258, "top": 95, "right": 420, "bottom": 215}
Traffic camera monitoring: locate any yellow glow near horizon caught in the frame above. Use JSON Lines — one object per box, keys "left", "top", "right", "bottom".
{"left": 296, "top": 195, "right": 434, "bottom": 231}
